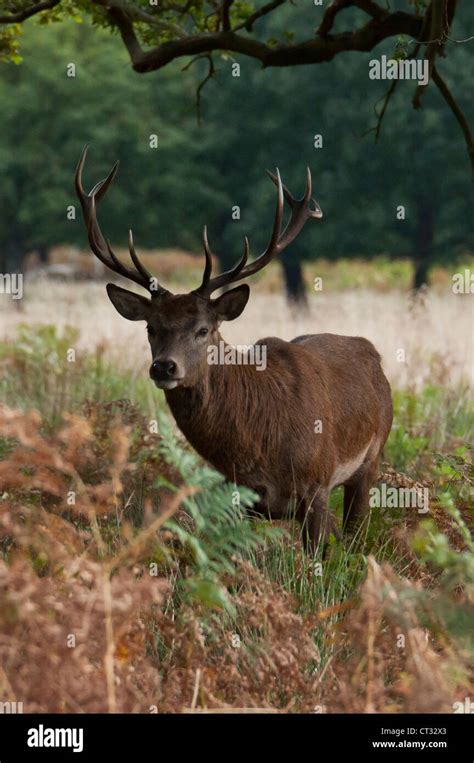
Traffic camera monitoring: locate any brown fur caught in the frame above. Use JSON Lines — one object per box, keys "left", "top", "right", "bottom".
{"left": 103, "top": 286, "right": 393, "bottom": 552}
{"left": 164, "top": 327, "right": 393, "bottom": 551}
{"left": 75, "top": 150, "right": 393, "bottom": 551}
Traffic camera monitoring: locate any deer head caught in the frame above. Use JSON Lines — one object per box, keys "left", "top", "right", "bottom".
{"left": 75, "top": 146, "right": 322, "bottom": 390}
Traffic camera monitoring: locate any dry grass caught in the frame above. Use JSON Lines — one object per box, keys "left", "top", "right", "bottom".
{"left": 1, "top": 277, "right": 472, "bottom": 391}
{"left": 0, "top": 272, "right": 472, "bottom": 714}
{"left": 0, "top": 403, "right": 471, "bottom": 713}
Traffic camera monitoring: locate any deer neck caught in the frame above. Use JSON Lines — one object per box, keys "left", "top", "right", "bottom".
{"left": 165, "top": 336, "right": 242, "bottom": 422}
{"left": 164, "top": 336, "right": 260, "bottom": 472}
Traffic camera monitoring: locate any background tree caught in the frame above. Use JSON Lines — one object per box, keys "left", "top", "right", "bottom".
{"left": 1, "top": 0, "right": 473, "bottom": 176}
{"left": 0, "top": 6, "right": 472, "bottom": 294}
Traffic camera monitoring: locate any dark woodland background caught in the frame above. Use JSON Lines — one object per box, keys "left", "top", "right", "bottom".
{"left": 0, "top": 1, "right": 472, "bottom": 296}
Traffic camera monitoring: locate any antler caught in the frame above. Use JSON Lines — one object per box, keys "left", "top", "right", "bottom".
{"left": 193, "top": 167, "right": 322, "bottom": 298}
{"left": 75, "top": 145, "right": 168, "bottom": 297}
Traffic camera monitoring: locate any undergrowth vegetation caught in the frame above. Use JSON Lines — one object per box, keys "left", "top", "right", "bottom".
{"left": 0, "top": 326, "right": 472, "bottom": 712}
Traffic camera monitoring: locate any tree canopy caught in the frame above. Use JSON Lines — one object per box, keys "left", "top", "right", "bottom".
{"left": 0, "top": 3, "right": 472, "bottom": 292}
{"left": 0, "top": 1, "right": 473, "bottom": 177}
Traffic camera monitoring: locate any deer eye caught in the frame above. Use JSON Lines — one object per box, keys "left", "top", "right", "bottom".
{"left": 196, "top": 327, "right": 208, "bottom": 338}
{"left": 147, "top": 325, "right": 156, "bottom": 337}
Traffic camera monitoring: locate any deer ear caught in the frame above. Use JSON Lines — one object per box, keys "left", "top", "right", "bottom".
{"left": 212, "top": 284, "right": 250, "bottom": 322}
{"left": 106, "top": 283, "right": 150, "bottom": 321}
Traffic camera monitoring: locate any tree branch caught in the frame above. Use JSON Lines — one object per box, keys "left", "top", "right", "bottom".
{"left": 355, "top": 0, "right": 387, "bottom": 21}
{"left": 317, "top": 0, "right": 387, "bottom": 37}
{"left": 0, "top": 0, "right": 60, "bottom": 24}
{"left": 317, "top": 0, "right": 354, "bottom": 37}
{"left": 107, "top": 5, "right": 144, "bottom": 63}
{"left": 221, "top": 0, "right": 233, "bottom": 31}
{"left": 363, "top": 41, "right": 421, "bottom": 142}
{"left": 117, "top": 11, "right": 422, "bottom": 73}
{"left": 181, "top": 51, "right": 216, "bottom": 122}
{"left": 425, "top": 0, "right": 446, "bottom": 73}
{"left": 431, "top": 64, "right": 474, "bottom": 178}
{"left": 372, "top": 80, "right": 399, "bottom": 141}
{"left": 233, "top": 0, "right": 287, "bottom": 33}
{"left": 413, "top": 1, "right": 455, "bottom": 111}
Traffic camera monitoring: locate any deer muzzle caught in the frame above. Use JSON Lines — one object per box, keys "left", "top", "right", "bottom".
{"left": 149, "top": 359, "right": 183, "bottom": 390}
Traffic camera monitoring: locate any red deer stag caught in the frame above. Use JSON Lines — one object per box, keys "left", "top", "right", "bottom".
{"left": 75, "top": 146, "right": 393, "bottom": 552}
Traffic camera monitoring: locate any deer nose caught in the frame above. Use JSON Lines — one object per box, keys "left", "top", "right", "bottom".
{"left": 150, "top": 359, "right": 177, "bottom": 381}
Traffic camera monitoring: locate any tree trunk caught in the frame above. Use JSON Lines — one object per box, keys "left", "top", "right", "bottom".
{"left": 413, "top": 198, "right": 434, "bottom": 290}
{"left": 2, "top": 231, "right": 25, "bottom": 273}
{"left": 281, "top": 257, "right": 308, "bottom": 308}
{"left": 37, "top": 244, "right": 49, "bottom": 264}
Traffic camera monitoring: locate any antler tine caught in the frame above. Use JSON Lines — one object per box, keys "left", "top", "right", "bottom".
{"left": 87, "top": 192, "right": 145, "bottom": 286}
{"left": 86, "top": 195, "right": 128, "bottom": 277}
{"left": 194, "top": 172, "right": 283, "bottom": 297}
{"left": 194, "top": 229, "right": 249, "bottom": 297}
{"left": 74, "top": 143, "right": 88, "bottom": 198}
{"left": 75, "top": 145, "right": 167, "bottom": 296}
{"left": 266, "top": 166, "right": 322, "bottom": 252}
{"left": 303, "top": 165, "right": 312, "bottom": 204}
{"left": 267, "top": 166, "right": 321, "bottom": 216}
{"left": 128, "top": 229, "right": 161, "bottom": 293}
{"left": 266, "top": 168, "right": 297, "bottom": 208}
{"left": 105, "top": 238, "right": 128, "bottom": 274}
{"left": 126, "top": 228, "right": 168, "bottom": 296}
{"left": 233, "top": 168, "right": 284, "bottom": 280}
{"left": 196, "top": 226, "right": 214, "bottom": 292}
{"left": 89, "top": 164, "right": 119, "bottom": 204}
{"left": 214, "top": 236, "right": 249, "bottom": 290}
{"left": 193, "top": 168, "right": 321, "bottom": 298}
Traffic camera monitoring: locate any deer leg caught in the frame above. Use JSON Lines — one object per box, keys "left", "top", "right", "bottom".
{"left": 300, "top": 487, "right": 340, "bottom": 555}
{"left": 343, "top": 458, "right": 379, "bottom": 533}
{"left": 246, "top": 485, "right": 291, "bottom": 521}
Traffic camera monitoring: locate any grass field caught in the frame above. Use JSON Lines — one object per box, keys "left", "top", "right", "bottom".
{"left": 0, "top": 272, "right": 472, "bottom": 712}
{"left": 2, "top": 274, "right": 473, "bottom": 390}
